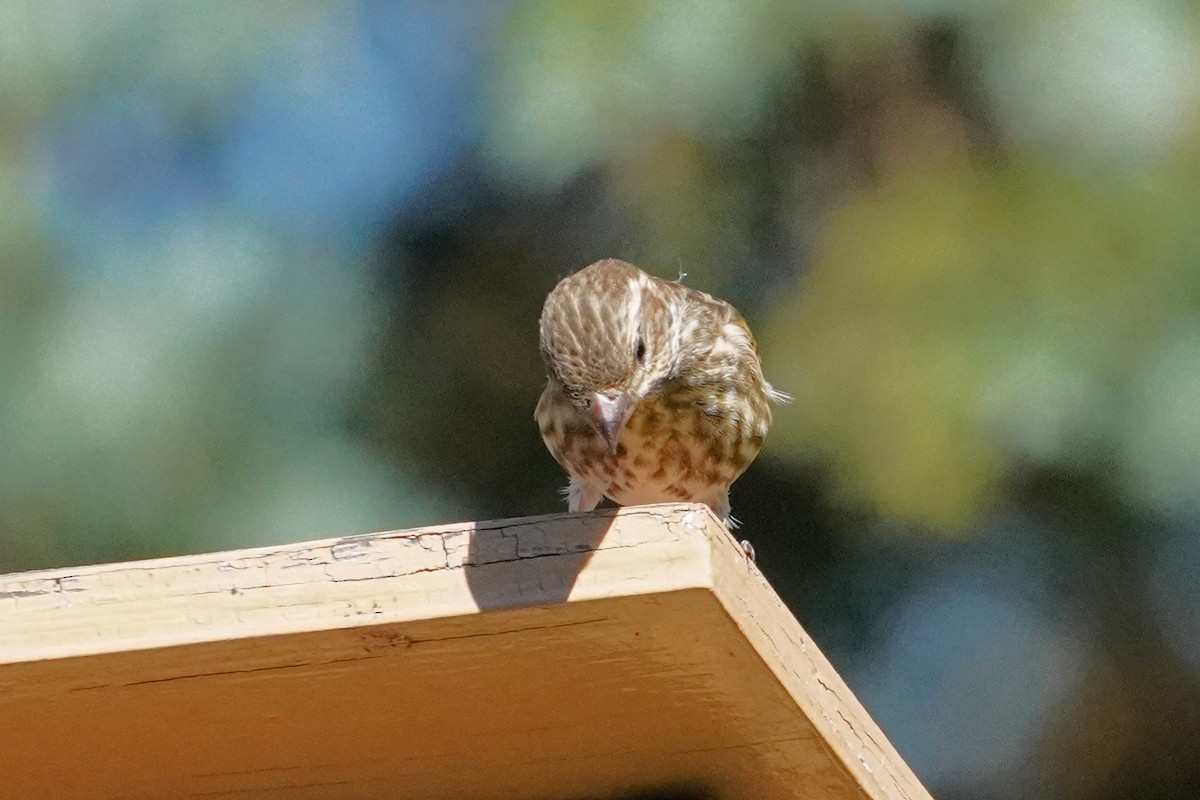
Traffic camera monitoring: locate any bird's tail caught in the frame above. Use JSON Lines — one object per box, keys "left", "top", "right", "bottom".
{"left": 765, "top": 382, "right": 792, "bottom": 404}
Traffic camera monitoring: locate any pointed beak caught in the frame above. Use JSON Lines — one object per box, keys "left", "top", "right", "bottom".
{"left": 590, "top": 391, "right": 634, "bottom": 453}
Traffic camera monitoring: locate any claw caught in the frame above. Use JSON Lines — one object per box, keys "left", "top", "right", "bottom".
{"left": 739, "top": 539, "right": 756, "bottom": 563}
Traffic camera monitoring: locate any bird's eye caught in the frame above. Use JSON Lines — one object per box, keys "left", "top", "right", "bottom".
{"left": 635, "top": 338, "right": 646, "bottom": 362}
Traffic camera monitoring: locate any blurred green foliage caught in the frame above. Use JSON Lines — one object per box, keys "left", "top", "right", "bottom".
{"left": 766, "top": 156, "right": 1200, "bottom": 525}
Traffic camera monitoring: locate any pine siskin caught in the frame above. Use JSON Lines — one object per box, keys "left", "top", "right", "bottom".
{"left": 535, "top": 258, "right": 786, "bottom": 526}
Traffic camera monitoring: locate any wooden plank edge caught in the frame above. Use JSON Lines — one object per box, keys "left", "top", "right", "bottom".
{"left": 0, "top": 504, "right": 718, "bottom": 665}
{"left": 703, "top": 509, "right": 932, "bottom": 800}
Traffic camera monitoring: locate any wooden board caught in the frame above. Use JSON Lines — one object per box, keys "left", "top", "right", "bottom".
{"left": 0, "top": 504, "right": 930, "bottom": 800}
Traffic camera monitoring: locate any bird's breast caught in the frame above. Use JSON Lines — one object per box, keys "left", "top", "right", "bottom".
{"left": 545, "top": 390, "right": 766, "bottom": 507}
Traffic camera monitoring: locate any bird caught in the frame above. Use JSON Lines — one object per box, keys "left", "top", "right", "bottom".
{"left": 535, "top": 258, "right": 787, "bottom": 527}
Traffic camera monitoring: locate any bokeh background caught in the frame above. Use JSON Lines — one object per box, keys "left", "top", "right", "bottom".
{"left": 3, "top": 1, "right": 1199, "bottom": 797}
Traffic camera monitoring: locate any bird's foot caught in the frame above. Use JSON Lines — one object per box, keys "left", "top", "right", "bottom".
{"left": 739, "top": 539, "right": 756, "bottom": 563}
{"left": 565, "top": 478, "right": 603, "bottom": 513}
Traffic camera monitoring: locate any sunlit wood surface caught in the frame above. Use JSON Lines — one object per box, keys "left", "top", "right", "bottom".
{"left": 0, "top": 503, "right": 930, "bottom": 800}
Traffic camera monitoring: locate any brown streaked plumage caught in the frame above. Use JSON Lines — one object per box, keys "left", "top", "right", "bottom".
{"left": 535, "top": 258, "right": 787, "bottom": 526}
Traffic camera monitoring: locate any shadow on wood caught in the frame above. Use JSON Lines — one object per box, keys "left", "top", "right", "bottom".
{"left": 464, "top": 506, "right": 618, "bottom": 610}
{"left": 576, "top": 785, "right": 716, "bottom": 800}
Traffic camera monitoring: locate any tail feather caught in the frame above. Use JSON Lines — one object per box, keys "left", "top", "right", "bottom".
{"left": 765, "top": 382, "right": 792, "bottom": 404}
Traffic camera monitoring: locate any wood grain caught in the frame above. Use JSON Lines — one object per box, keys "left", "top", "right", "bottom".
{"left": 0, "top": 503, "right": 930, "bottom": 800}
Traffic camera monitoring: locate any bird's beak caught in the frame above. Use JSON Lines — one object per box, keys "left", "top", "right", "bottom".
{"left": 590, "top": 391, "right": 634, "bottom": 453}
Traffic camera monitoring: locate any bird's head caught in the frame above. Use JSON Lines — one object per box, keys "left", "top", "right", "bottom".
{"left": 539, "top": 259, "right": 678, "bottom": 451}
